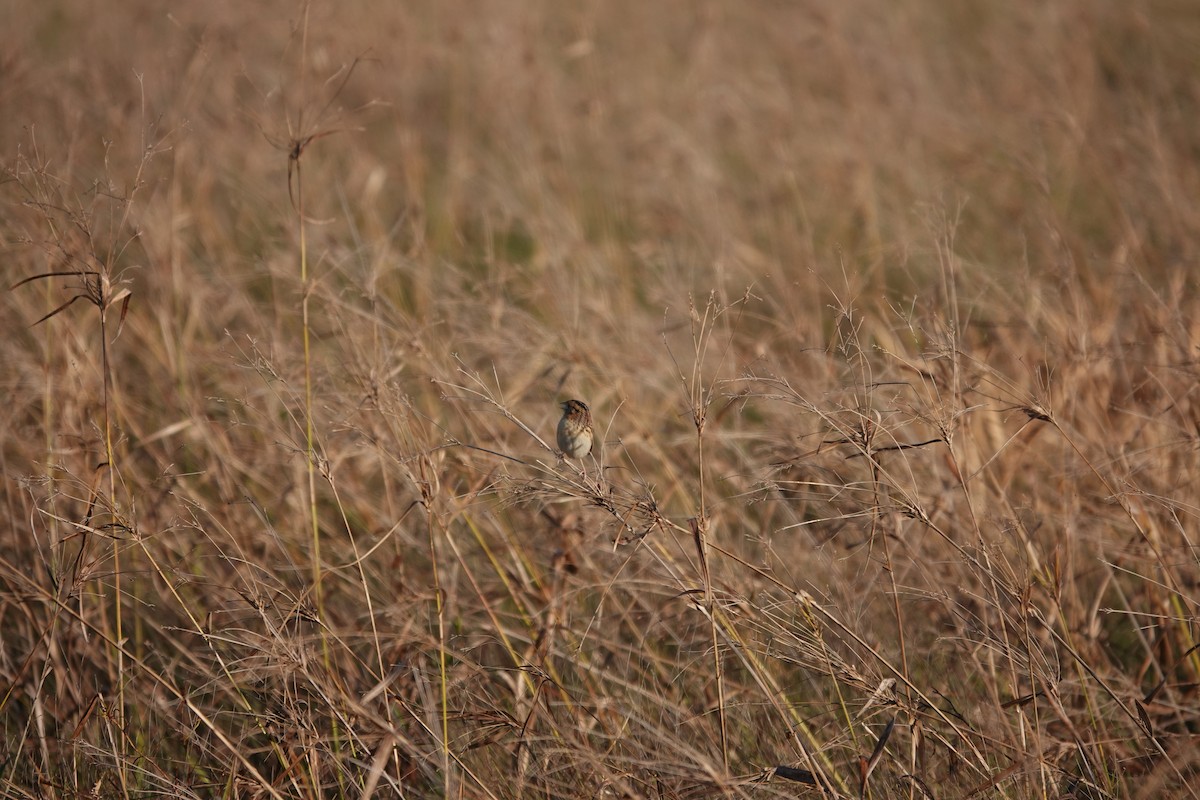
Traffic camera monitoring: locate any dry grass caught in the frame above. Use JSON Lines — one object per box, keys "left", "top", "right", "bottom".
{"left": 2, "top": 1, "right": 1199, "bottom": 797}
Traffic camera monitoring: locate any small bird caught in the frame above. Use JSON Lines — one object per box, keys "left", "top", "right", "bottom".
{"left": 556, "top": 399, "right": 594, "bottom": 460}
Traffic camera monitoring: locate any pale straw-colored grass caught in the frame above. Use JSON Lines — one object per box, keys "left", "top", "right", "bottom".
{"left": 2, "top": 2, "right": 1198, "bottom": 797}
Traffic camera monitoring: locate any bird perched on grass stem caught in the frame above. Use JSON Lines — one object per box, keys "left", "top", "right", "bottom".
{"left": 556, "top": 399, "right": 594, "bottom": 460}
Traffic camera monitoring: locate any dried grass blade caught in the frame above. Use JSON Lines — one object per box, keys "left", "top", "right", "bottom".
{"left": 860, "top": 716, "right": 895, "bottom": 794}
{"left": 9, "top": 269, "right": 97, "bottom": 290}
{"left": 29, "top": 294, "right": 86, "bottom": 326}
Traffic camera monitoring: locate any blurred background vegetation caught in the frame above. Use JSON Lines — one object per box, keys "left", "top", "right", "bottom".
{"left": 1, "top": 1, "right": 1198, "bottom": 797}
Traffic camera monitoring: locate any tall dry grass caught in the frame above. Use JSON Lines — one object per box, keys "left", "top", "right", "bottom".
{"left": 2, "top": 1, "right": 1199, "bottom": 797}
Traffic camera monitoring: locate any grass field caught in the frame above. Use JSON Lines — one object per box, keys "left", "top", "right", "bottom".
{"left": 2, "top": 1, "right": 1199, "bottom": 797}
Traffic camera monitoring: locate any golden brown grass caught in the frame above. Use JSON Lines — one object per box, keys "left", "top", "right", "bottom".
{"left": 2, "top": 1, "right": 1199, "bottom": 797}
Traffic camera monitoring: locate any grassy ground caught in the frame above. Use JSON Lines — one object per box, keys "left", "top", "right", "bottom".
{"left": 2, "top": 1, "right": 1199, "bottom": 797}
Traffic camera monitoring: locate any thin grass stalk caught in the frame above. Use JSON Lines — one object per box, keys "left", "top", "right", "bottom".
{"left": 292, "top": 154, "right": 323, "bottom": 622}
{"left": 287, "top": 84, "right": 349, "bottom": 787}
{"left": 97, "top": 276, "right": 129, "bottom": 800}
{"left": 863, "top": 434, "right": 915, "bottom": 800}
{"left": 696, "top": 436, "right": 728, "bottom": 773}
{"left": 40, "top": 258, "right": 60, "bottom": 579}
{"left": 681, "top": 293, "right": 729, "bottom": 772}
{"left": 864, "top": 433, "right": 911, "bottom": 692}
{"left": 427, "top": 498, "right": 451, "bottom": 796}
